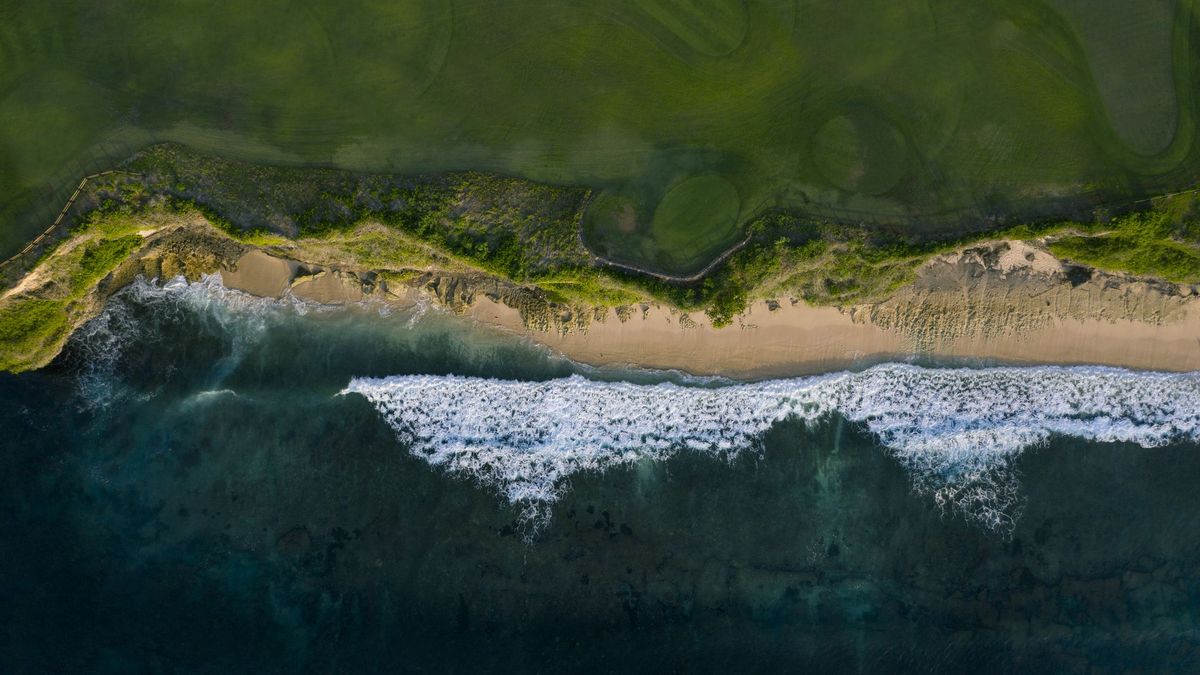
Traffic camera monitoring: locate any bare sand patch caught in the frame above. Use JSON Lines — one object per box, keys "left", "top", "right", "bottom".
{"left": 466, "top": 298, "right": 910, "bottom": 377}
{"left": 221, "top": 250, "right": 296, "bottom": 297}
{"left": 996, "top": 240, "right": 1062, "bottom": 276}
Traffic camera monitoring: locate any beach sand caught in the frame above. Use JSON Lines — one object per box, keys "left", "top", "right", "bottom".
{"left": 219, "top": 250, "right": 1200, "bottom": 378}
{"left": 220, "top": 250, "right": 297, "bottom": 297}
{"left": 466, "top": 298, "right": 1200, "bottom": 377}
{"left": 290, "top": 270, "right": 366, "bottom": 304}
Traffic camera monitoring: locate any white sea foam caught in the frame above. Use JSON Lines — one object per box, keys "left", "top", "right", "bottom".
{"left": 69, "top": 276, "right": 1200, "bottom": 534}
{"left": 343, "top": 366, "right": 1200, "bottom": 532}
{"left": 70, "top": 275, "right": 283, "bottom": 406}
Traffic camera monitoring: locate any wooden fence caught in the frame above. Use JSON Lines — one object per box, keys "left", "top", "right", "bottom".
{"left": 0, "top": 170, "right": 129, "bottom": 272}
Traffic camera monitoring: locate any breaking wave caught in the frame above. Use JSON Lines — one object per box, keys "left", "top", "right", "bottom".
{"left": 65, "top": 275, "right": 1200, "bottom": 536}
{"left": 344, "top": 366, "right": 1200, "bottom": 533}
{"left": 69, "top": 275, "right": 289, "bottom": 407}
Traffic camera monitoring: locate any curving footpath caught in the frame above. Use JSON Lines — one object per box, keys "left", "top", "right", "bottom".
{"left": 591, "top": 233, "right": 754, "bottom": 284}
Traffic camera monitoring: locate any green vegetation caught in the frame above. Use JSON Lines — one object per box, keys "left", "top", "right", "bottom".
{"left": 273, "top": 178, "right": 1199, "bottom": 326}
{"left": 125, "top": 146, "right": 592, "bottom": 275}
{"left": 811, "top": 110, "right": 909, "bottom": 195}
{"left": 0, "top": 299, "right": 69, "bottom": 373}
{"left": 1049, "top": 0, "right": 1184, "bottom": 157}
{"left": 533, "top": 270, "right": 644, "bottom": 308}
{"left": 0, "top": 220, "right": 147, "bottom": 371}
{"left": 615, "top": 192, "right": 1200, "bottom": 326}
{"left": 0, "top": 185, "right": 180, "bottom": 371}
{"left": 649, "top": 175, "right": 742, "bottom": 270}
{"left": 1047, "top": 196, "right": 1200, "bottom": 283}
{"left": 3, "top": 0, "right": 1199, "bottom": 279}
{"left": 586, "top": 174, "right": 744, "bottom": 275}
{"left": 633, "top": 0, "right": 749, "bottom": 56}
{"left": 630, "top": 217, "right": 940, "bottom": 327}
{"left": 6, "top": 144, "right": 1200, "bottom": 373}
{"left": 70, "top": 236, "right": 143, "bottom": 293}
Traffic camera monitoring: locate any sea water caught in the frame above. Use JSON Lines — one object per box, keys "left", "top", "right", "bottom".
{"left": 2, "top": 276, "right": 1200, "bottom": 673}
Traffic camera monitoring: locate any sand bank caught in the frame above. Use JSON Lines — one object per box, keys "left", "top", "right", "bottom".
{"left": 222, "top": 251, "right": 367, "bottom": 305}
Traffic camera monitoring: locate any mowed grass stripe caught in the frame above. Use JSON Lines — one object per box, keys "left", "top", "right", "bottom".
{"left": 638, "top": 0, "right": 750, "bottom": 56}
{"left": 1049, "top": 0, "right": 1179, "bottom": 156}
{"left": 647, "top": 175, "right": 741, "bottom": 273}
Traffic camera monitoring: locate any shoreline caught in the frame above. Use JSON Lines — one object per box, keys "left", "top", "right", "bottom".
{"left": 219, "top": 248, "right": 1200, "bottom": 378}
{"left": 4, "top": 204, "right": 1198, "bottom": 376}
{"left": 465, "top": 297, "right": 1200, "bottom": 378}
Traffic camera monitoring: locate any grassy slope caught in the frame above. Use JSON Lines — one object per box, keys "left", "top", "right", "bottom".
{"left": 1046, "top": 197, "right": 1200, "bottom": 282}
{"left": 2, "top": 0, "right": 1197, "bottom": 277}
{"left": 0, "top": 214, "right": 148, "bottom": 371}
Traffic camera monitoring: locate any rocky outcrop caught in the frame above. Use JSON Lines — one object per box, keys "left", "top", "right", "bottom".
{"left": 107, "top": 229, "right": 244, "bottom": 295}
{"left": 411, "top": 271, "right": 601, "bottom": 334}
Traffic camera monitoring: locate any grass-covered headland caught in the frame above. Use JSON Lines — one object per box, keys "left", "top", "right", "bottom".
{"left": 0, "top": 208, "right": 155, "bottom": 371}
{"left": 2, "top": 145, "right": 1200, "bottom": 373}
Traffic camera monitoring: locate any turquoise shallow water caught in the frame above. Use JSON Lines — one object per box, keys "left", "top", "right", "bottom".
{"left": 2, "top": 277, "right": 1200, "bottom": 673}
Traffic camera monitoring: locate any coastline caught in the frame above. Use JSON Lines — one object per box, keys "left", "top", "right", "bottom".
{"left": 465, "top": 296, "right": 1200, "bottom": 378}
{"left": 4, "top": 204, "right": 1198, "bottom": 377}
{"left": 5, "top": 146, "right": 1200, "bottom": 376}
{"left": 219, "top": 247, "right": 1200, "bottom": 378}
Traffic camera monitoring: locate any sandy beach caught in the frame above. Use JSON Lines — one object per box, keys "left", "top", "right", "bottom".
{"left": 220, "top": 249, "right": 1200, "bottom": 378}
{"left": 465, "top": 297, "right": 1200, "bottom": 377}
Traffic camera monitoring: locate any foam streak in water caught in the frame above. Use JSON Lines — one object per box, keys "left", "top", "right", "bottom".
{"left": 344, "top": 366, "right": 1200, "bottom": 531}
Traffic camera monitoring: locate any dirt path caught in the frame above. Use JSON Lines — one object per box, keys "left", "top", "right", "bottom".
{"left": 591, "top": 233, "right": 754, "bottom": 283}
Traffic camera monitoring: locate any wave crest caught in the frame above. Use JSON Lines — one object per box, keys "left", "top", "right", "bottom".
{"left": 344, "top": 365, "right": 1200, "bottom": 533}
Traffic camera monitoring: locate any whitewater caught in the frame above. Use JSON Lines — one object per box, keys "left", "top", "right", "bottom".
{"left": 344, "top": 366, "right": 1200, "bottom": 532}
{"left": 72, "top": 275, "right": 1200, "bottom": 534}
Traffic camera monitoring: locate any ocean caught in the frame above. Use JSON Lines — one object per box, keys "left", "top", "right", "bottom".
{"left": 2, "top": 276, "right": 1199, "bottom": 673}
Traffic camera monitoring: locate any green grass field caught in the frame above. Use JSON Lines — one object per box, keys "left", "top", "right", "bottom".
{"left": 2, "top": 0, "right": 1199, "bottom": 275}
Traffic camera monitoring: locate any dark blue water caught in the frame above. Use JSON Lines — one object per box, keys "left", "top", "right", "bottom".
{"left": 2, "top": 278, "right": 1200, "bottom": 674}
